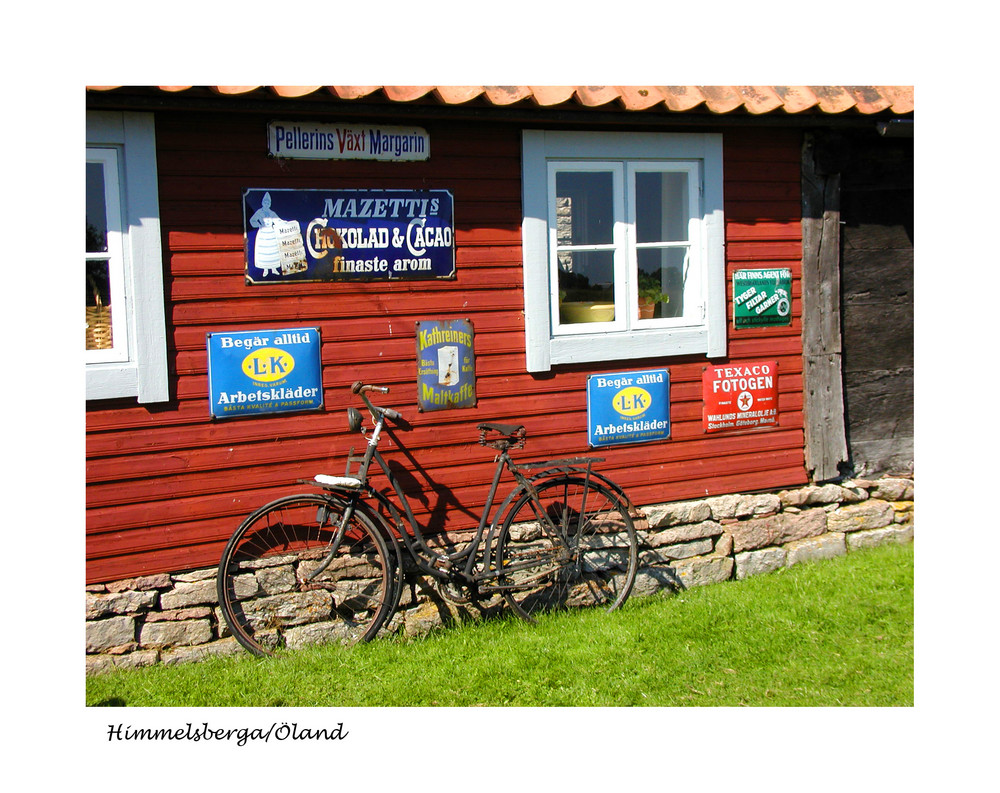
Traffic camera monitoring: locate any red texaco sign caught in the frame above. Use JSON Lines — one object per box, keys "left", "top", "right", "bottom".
{"left": 703, "top": 361, "right": 779, "bottom": 433}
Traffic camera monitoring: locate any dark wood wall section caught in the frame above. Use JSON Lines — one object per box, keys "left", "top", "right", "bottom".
{"left": 85, "top": 115, "right": 809, "bottom": 584}
{"left": 840, "top": 131, "right": 914, "bottom": 475}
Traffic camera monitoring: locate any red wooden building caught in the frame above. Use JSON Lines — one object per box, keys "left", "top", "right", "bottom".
{"left": 85, "top": 86, "right": 914, "bottom": 586}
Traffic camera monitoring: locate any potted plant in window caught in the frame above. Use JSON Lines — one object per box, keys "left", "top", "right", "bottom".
{"left": 637, "top": 270, "right": 669, "bottom": 319}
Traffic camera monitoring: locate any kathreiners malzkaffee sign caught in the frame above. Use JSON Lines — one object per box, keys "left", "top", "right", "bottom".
{"left": 703, "top": 361, "right": 778, "bottom": 433}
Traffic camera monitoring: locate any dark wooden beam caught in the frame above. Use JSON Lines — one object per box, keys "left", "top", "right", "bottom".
{"left": 801, "top": 132, "right": 849, "bottom": 481}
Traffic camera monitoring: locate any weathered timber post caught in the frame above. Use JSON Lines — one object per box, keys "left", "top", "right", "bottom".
{"left": 801, "top": 131, "right": 849, "bottom": 482}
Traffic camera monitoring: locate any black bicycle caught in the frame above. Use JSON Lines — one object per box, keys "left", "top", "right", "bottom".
{"left": 217, "top": 382, "right": 642, "bottom": 656}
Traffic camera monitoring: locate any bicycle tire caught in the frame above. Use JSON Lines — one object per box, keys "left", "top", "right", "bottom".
{"left": 494, "top": 476, "right": 638, "bottom": 622}
{"left": 217, "top": 493, "right": 395, "bottom": 656}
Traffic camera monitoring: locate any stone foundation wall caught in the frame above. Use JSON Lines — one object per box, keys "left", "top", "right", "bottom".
{"left": 86, "top": 476, "right": 914, "bottom": 675}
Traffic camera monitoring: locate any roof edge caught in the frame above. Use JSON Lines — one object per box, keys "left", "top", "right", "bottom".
{"left": 86, "top": 85, "right": 914, "bottom": 116}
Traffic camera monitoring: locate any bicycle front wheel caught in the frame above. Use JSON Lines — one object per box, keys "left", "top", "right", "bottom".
{"left": 217, "top": 494, "right": 394, "bottom": 656}
{"left": 494, "top": 476, "right": 638, "bottom": 622}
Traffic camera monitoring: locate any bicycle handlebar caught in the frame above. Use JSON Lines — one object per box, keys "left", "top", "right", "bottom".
{"left": 351, "top": 381, "right": 402, "bottom": 422}
{"left": 351, "top": 381, "right": 389, "bottom": 395}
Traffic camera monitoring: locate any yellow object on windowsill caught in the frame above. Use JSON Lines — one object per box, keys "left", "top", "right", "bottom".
{"left": 560, "top": 301, "right": 615, "bottom": 324}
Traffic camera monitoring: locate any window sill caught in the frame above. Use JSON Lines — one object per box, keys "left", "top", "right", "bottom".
{"left": 544, "top": 326, "right": 712, "bottom": 369}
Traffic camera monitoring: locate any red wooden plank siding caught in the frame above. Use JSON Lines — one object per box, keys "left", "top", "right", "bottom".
{"left": 85, "top": 116, "right": 809, "bottom": 584}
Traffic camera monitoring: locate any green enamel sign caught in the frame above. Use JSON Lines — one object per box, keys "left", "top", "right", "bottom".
{"left": 733, "top": 268, "right": 792, "bottom": 328}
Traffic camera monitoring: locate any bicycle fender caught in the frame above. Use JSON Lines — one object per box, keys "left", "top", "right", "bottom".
{"left": 525, "top": 467, "right": 642, "bottom": 519}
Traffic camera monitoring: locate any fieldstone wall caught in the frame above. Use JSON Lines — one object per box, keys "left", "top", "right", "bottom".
{"left": 85, "top": 476, "right": 914, "bottom": 675}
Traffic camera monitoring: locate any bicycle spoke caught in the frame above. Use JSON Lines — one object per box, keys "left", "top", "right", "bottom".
{"left": 495, "top": 476, "right": 638, "bottom": 622}
{"left": 217, "top": 495, "right": 395, "bottom": 656}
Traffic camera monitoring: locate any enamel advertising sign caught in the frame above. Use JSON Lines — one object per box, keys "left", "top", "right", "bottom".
{"left": 267, "top": 121, "right": 430, "bottom": 161}
{"left": 702, "top": 360, "right": 778, "bottom": 433}
{"left": 207, "top": 328, "right": 323, "bottom": 419}
{"left": 243, "top": 189, "right": 455, "bottom": 283}
{"left": 587, "top": 369, "right": 670, "bottom": 447}
{"left": 733, "top": 268, "right": 792, "bottom": 328}
{"left": 415, "top": 319, "right": 477, "bottom": 411}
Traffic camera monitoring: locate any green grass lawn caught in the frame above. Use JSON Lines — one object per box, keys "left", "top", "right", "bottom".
{"left": 86, "top": 542, "right": 913, "bottom": 707}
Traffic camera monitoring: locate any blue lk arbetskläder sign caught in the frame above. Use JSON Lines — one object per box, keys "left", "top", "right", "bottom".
{"left": 243, "top": 188, "right": 455, "bottom": 283}
{"left": 207, "top": 328, "right": 323, "bottom": 419}
{"left": 587, "top": 369, "right": 671, "bottom": 447}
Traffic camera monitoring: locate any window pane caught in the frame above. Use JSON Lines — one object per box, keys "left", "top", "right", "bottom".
{"left": 558, "top": 250, "right": 615, "bottom": 324}
{"left": 86, "top": 260, "right": 114, "bottom": 350}
{"left": 555, "top": 171, "right": 614, "bottom": 245}
{"left": 635, "top": 171, "right": 689, "bottom": 243}
{"left": 86, "top": 161, "right": 109, "bottom": 253}
{"left": 637, "top": 247, "right": 687, "bottom": 318}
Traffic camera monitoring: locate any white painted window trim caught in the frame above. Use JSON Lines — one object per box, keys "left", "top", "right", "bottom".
{"left": 547, "top": 160, "right": 627, "bottom": 336}
{"left": 86, "top": 111, "right": 169, "bottom": 402}
{"left": 521, "top": 129, "right": 726, "bottom": 373}
{"left": 86, "top": 147, "right": 130, "bottom": 364}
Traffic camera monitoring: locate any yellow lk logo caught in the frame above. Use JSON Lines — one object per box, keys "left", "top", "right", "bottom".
{"left": 613, "top": 386, "right": 651, "bottom": 417}
{"left": 242, "top": 348, "right": 295, "bottom": 382}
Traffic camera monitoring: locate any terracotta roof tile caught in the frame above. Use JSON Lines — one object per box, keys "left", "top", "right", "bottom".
{"left": 615, "top": 86, "right": 665, "bottom": 111}
{"left": 698, "top": 86, "right": 746, "bottom": 113}
{"left": 210, "top": 86, "right": 262, "bottom": 96}
{"left": 771, "top": 86, "right": 820, "bottom": 113}
{"left": 528, "top": 86, "right": 578, "bottom": 106}
{"left": 844, "top": 86, "right": 892, "bottom": 114}
{"left": 809, "top": 85, "right": 858, "bottom": 113}
{"left": 271, "top": 86, "right": 324, "bottom": 98}
{"left": 483, "top": 86, "right": 534, "bottom": 105}
{"left": 659, "top": 86, "right": 709, "bottom": 112}
{"left": 380, "top": 86, "right": 435, "bottom": 102}
{"left": 86, "top": 85, "right": 913, "bottom": 115}
{"left": 328, "top": 86, "right": 382, "bottom": 100}
{"left": 432, "top": 86, "right": 485, "bottom": 104}
{"left": 736, "top": 86, "right": 785, "bottom": 114}
{"left": 875, "top": 85, "right": 915, "bottom": 114}
{"left": 573, "top": 86, "right": 622, "bottom": 107}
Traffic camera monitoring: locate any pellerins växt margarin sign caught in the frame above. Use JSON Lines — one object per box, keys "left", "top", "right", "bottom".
{"left": 207, "top": 328, "right": 323, "bottom": 419}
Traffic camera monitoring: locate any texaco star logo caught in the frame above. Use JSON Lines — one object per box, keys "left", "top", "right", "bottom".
{"left": 738, "top": 391, "right": 754, "bottom": 411}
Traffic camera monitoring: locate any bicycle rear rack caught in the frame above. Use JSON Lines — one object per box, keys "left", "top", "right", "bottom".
{"left": 512, "top": 457, "right": 605, "bottom": 472}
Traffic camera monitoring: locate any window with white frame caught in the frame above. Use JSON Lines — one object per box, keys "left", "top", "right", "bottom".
{"left": 521, "top": 130, "right": 726, "bottom": 372}
{"left": 86, "top": 111, "right": 169, "bottom": 402}
{"left": 87, "top": 148, "right": 128, "bottom": 361}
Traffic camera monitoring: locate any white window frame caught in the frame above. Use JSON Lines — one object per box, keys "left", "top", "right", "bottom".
{"left": 86, "top": 111, "right": 169, "bottom": 402}
{"left": 548, "top": 161, "right": 627, "bottom": 335}
{"left": 521, "top": 130, "right": 726, "bottom": 372}
{"left": 87, "top": 147, "right": 130, "bottom": 364}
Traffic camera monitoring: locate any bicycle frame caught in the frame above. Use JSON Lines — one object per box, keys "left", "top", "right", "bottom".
{"left": 219, "top": 381, "right": 643, "bottom": 655}
{"left": 314, "top": 384, "right": 612, "bottom": 591}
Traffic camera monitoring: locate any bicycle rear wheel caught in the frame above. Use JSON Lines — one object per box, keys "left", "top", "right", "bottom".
{"left": 217, "top": 494, "right": 394, "bottom": 656}
{"left": 494, "top": 476, "right": 638, "bottom": 622}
